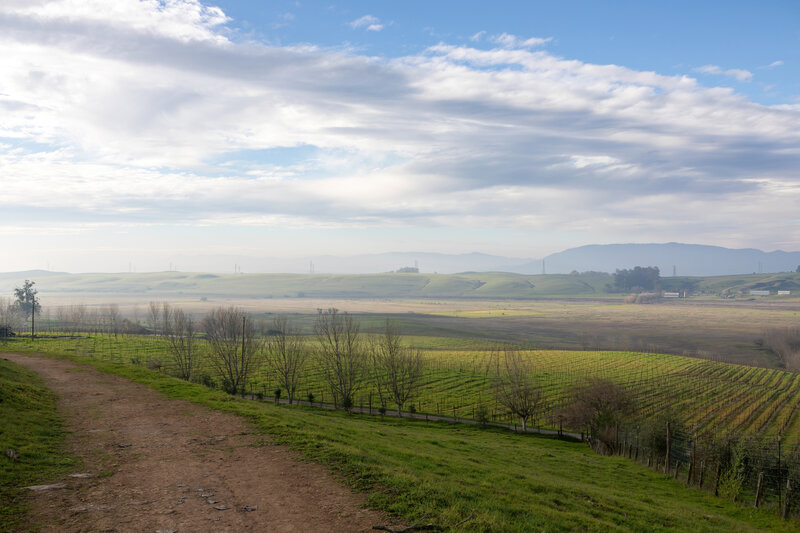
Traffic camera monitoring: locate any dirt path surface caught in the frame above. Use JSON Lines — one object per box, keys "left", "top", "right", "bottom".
{"left": 5, "top": 353, "right": 389, "bottom": 533}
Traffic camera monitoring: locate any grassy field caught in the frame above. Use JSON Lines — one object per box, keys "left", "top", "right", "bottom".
{"left": 0, "top": 357, "right": 74, "bottom": 531}
{"left": 5, "top": 271, "right": 799, "bottom": 369}
{"left": 2, "top": 348, "right": 796, "bottom": 532}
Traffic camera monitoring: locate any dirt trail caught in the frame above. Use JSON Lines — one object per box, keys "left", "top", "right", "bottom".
{"left": 5, "top": 353, "right": 389, "bottom": 533}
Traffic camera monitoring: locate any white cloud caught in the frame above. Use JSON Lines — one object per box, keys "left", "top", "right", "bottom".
{"left": 0, "top": 1, "right": 798, "bottom": 263}
{"left": 349, "top": 14, "right": 383, "bottom": 31}
{"left": 490, "top": 33, "right": 552, "bottom": 49}
{"left": 1, "top": 0, "right": 230, "bottom": 44}
{"left": 470, "top": 30, "right": 486, "bottom": 42}
{"left": 767, "top": 60, "right": 784, "bottom": 69}
{"left": 694, "top": 64, "right": 753, "bottom": 82}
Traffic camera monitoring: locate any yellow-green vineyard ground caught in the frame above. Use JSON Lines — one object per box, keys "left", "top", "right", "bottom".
{"left": 7, "top": 334, "right": 800, "bottom": 449}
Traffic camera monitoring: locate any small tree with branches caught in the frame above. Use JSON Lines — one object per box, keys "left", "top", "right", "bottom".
{"left": 265, "top": 315, "right": 307, "bottom": 404}
{"left": 202, "top": 306, "right": 261, "bottom": 395}
{"left": 314, "top": 308, "right": 365, "bottom": 411}
{"left": 14, "top": 280, "right": 40, "bottom": 336}
{"left": 491, "top": 346, "right": 543, "bottom": 432}
{"left": 371, "top": 320, "right": 424, "bottom": 416}
{"left": 164, "top": 305, "right": 196, "bottom": 381}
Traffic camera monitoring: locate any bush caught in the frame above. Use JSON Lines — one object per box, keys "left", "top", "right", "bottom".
{"left": 476, "top": 404, "right": 490, "bottom": 427}
{"left": 624, "top": 293, "right": 662, "bottom": 304}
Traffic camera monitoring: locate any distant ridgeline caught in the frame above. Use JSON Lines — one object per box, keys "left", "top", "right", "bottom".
{"left": 541, "top": 243, "right": 800, "bottom": 276}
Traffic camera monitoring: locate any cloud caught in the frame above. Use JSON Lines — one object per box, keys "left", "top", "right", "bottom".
{"left": 490, "top": 33, "right": 552, "bottom": 49}
{"left": 766, "top": 60, "right": 784, "bottom": 69}
{"left": 349, "top": 14, "right": 383, "bottom": 32}
{"left": 0, "top": 1, "right": 798, "bottom": 259}
{"left": 470, "top": 30, "right": 486, "bottom": 42}
{"left": 694, "top": 64, "right": 753, "bottom": 82}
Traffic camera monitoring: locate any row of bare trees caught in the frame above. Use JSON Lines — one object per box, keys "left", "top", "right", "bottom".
{"left": 761, "top": 327, "right": 800, "bottom": 371}
{"left": 29, "top": 298, "right": 628, "bottom": 434}
{"left": 146, "top": 304, "right": 427, "bottom": 414}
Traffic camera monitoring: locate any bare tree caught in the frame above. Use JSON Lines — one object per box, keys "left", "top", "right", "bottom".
{"left": 202, "top": 306, "right": 261, "bottom": 395}
{"left": 560, "top": 378, "right": 635, "bottom": 453}
{"left": 491, "top": 346, "right": 542, "bottom": 432}
{"left": 101, "top": 304, "right": 121, "bottom": 337}
{"left": 371, "top": 320, "right": 424, "bottom": 415}
{"left": 314, "top": 308, "right": 365, "bottom": 411}
{"left": 164, "top": 307, "right": 196, "bottom": 381}
{"left": 0, "top": 297, "right": 24, "bottom": 338}
{"left": 71, "top": 304, "right": 88, "bottom": 334}
{"left": 148, "top": 301, "right": 162, "bottom": 335}
{"left": 761, "top": 327, "right": 800, "bottom": 371}
{"left": 264, "top": 316, "right": 307, "bottom": 404}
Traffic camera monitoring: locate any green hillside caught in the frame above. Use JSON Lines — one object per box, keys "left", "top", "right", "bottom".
{"left": 0, "top": 271, "right": 615, "bottom": 300}
{"left": 2, "top": 346, "right": 796, "bottom": 531}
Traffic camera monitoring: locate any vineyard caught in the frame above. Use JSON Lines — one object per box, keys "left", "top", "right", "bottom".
{"left": 8, "top": 333, "right": 800, "bottom": 449}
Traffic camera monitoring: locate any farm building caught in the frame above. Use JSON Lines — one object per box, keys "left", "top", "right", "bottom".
{"left": 749, "top": 290, "right": 770, "bottom": 296}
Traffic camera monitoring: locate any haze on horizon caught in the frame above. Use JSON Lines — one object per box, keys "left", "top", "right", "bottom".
{"left": 1, "top": 0, "right": 798, "bottom": 274}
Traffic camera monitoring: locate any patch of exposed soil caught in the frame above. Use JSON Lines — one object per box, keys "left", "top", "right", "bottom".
{"left": 5, "top": 353, "right": 389, "bottom": 532}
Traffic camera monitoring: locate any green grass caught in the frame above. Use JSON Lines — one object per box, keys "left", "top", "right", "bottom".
{"left": 0, "top": 357, "right": 74, "bottom": 531}
{"left": 2, "top": 349, "right": 794, "bottom": 532}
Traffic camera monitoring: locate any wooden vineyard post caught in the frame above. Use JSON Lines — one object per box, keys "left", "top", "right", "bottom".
{"left": 664, "top": 421, "right": 671, "bottom": 475}
{"left": 698, "top": 460, "right": 705, "bottom": 488}
{"left": 714, "top": 463, "right": 722, "bottom": 497}
{"left": 690, "top": 432, "right": 697, "bottom": 485}
{"left": 777, "top": 435, "right": 783, "bottom": 511}
{"left": 754, "top": 472, "right": 764, "bottom": 508}
{"left": 782, "top": 479, "right": 791, "bottom": 519}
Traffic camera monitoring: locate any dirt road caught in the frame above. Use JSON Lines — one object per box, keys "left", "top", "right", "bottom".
{"left": 5, "top": 353, "right": 388, "bottom": 532}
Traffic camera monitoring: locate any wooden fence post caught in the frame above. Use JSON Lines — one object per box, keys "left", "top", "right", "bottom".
{"left": 664, "top": 421, "right": 671, "bottom": 475}
{"left": 782, "top": 479, "right": 791, "bottom": 519}
{"left": 698, "top": 460, "right": 705, "bottom": 488}
{"left": 753, "top": 472, "right": 764, "bottom": 508}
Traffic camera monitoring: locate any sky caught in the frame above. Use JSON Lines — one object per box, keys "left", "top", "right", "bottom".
{"left": 1, "top": 0, "right": 799, "bottom": 273}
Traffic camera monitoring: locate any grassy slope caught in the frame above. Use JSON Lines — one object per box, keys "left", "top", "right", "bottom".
{"left": 0, "top": 357, "right": 73, "bottom": 531}
{"left": 1, "top": 346, "right": 794, "bottom": 532}
{"left": 0, "top": 271, "right": 618, "bottom": 300}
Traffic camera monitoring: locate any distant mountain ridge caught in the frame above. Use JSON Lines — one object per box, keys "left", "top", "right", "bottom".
{"left": 2, "top": 244, "right": 798, "bottom": 277}
{"left": 538, "top": 243, "right": 800, "bottom": 277}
